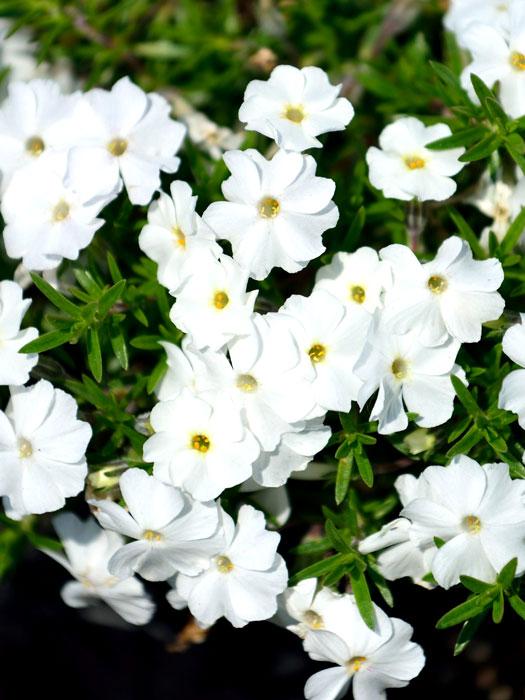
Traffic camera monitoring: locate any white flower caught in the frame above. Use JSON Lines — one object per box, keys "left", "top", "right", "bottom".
{"left": 42, "top": 512, "right": 155, "bottom": 625}
{"left": 0, "top": 21, "right": 38, "bottom": 85}
{"left": 314, "top": 247, "right": 392, "bottom": 315}
{"left": 89, "top": 468, "right": 223, "bottom": 582}
{"left": 143, "top": 392, "right": 260, "bottom": 501}
{"left": 174, "top": 504, "right": 288, "bottom": 628}
{"left": 155, "top": 338, "right": 201, "bottom": 401}
{"left": 304, "top": 599, "right": 425, "bottom": 700}
{"left": 239, "top": 480, "right": 291, "bottom": 528}
{"left": 402, "top": 456, "right": 525, "bottom": 588}
{"left": 359, "top": 473, "right": 437, "bottom": 585}
{"left": 283, "top": 578, "right": 345, "bottom": 638}
{"left": 499, "top": 313, "right": 525, "bottom": 426}
{"left": 469, "top": 173, "right": 525, "bottom": 248}
{"left": 1, "top": 159, "right": 114, "bottom": 271}
{"left": 381, "top": 236, "right": 505, "bottom": 346}
{"left": 203, "top": 148, "right": 338, "bottom": 280}
{"left": 279, "top": 290, "right": 368, "bottom": 416}
{"left": 355, "top": 322, "right": 463, "bottom": 434}
{"left": 169, "top": 254, "right": 257, "bottom": 351}
{"left": 138, "top": 180, "right": 221, "bottom": 290}
{"left": 251, "top": 417, "right": 331, "bottom": 488}
{"left": 460, "top": 3, "right": 525, "bottom": 118}
{"left": 0, "top": 280, "right": 38, "bottom": 385}
{"left": 67, "top": 77, "right": 186, "bottom": 205}
{"left": 0, "top": 379, "right": 91, "bottom": 517}
{"left": 238, "top": 65, "right": 354, "bottom": 152}
{"left": 444, "top": 0, "right": 511, "bottom": 46}
{"left": 0, "top": 79, "right": 89, "bottom": 191}
{"left": 184, "top": 111, "right": 244, "bottom": 160}
{"left": 366, "top": 117, "right": 465, "bottom": 201}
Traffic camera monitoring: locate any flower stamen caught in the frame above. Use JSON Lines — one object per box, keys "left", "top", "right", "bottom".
{"left": 259, "top": 196, "right": 281, "bottom": 219}
{"left": 216, "top": 555, "right": 234, "bottom": 573}
{"left": 107, "top": 137, "right": 128, "bottom": 156}
{"left": 191, "top": 434, "right": 211, "bottom": 453}
{"left": 308, "top": 343, "right": 327, "bottom": 363}
{"left": 25, "top": 136, "right": 45, "bottom": 157}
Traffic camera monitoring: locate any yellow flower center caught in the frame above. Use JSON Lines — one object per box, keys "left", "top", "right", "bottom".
{"left": 143, "top": 529, "right": 163, "bottom": 542}
{"left": 216, "top": 555, "right": 234, "bottom": 573}
{"left": 52, "top": 200, "right": 70, "bottom": 222}
{"left": 510, "top": 51, "right": 525, "bottom": 71}
{"left": 18, "top": 438, "right": 33, "bottom": 459}
{"left": 404, "top": 156, "right": 426, "bottom": 170}
{"left": 107, "top": 137, "right": 128, "bottom": 156}
{"left": 303, "top": 609, "right": 324, "bottom": 629}
{"left": 283, "top": 104, "right": 306, "bottom": 124}
{"left": 25, "top": 135, "right": 45, "bottom": 157}
{"left": 463, "top": 515, "right": 482, "bottom": 534}
{"left": 213, "top": 290, "right": 230, "bottom": 310}
{"left": 191, "top": 434, "right": 211, "bottom": 453}
{"left": 427, "top": 274, "right": 448, "bottom": 294}
{"left": 172, "top": 226, "right": 186, "bottom": 248}
{"left": 350, "top": 285, "right": 366, "bottom": 304}
{"left": 391, "top": 357, "right": 408, "bottom": 380}
{"left": 236, "top": 374, "right": 258, "bottom": 392}
{"left": 308, "top": 343, "right": 327, "bottom": 364}
{"left": 259, "top": 196, "right": 281, "bottom": 219}
{"left": 346, "top": 656, "right": 367, "bottom": 674}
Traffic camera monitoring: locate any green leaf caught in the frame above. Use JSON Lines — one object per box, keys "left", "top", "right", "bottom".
{"left": 335, "top": 455, "right": 354, "bottom": 505}
{"left": 342, "top": 207, "right": 366, "bottom": 251}
{"left": 447, "top": 425, "right": 483, "bottom": 458}
{"left": 107, "top": 252, "right": 123, "bottom": 283}
{"left": 355, "top": 443, "right": 374, "bottom": 487}
{"left": 448, "top": 208, "right": 485, "bottom": 259}
{"left": 350, "top": 566, "right": 375, "bottom": 629}
{"left": 470, "top": 74, "right": 506, "bottom": 126}
{"left": 289, "top": 553, "right": 352, "bottom": 586}
{"left": 459, "top": 134, "right": 502, "bottom": 162}
{"left": 454, "top": 613, "right": 486, "bottom": 656}
{"left": 98, "top": 279, "right": 126, "bottom": 317}
{"left": 110, "top": 323, "right": 129, "bottom": 370}
{"left": 30, "top": 273, "right": 82, "bottom": 318}
{"left": 87, "top": 327, "right": 103, "bottom": 382}
{"left": 325, "top": 519, "right": 352, "bottom": 553}
{"left": 291, "top": 538, "right": 332, "bottom": 556}
{"left": 451, "top": 375, "right": 482, "bottom": 417}
{"left": 460, "top": 575, "right": 492, "bottom": 594}
{"left": 426, "top": 126, "right": 487, "bottom": 151}
{"left": 436, "top": 589, "right": 497, "bottom": 629}
{"left": 500, "top": 206, "right": 525, "bottom": 254}
{"left": 492, "top": 588, "right": 505, "bottom": 624}
{"left": 21, "top": 329, "right": 75, "bottom": 354}
{"left": 497, "top": 557, "right": 518, "bottom": 588}
{"left": 508, "top": 593, "right": 525, "bottom": 620}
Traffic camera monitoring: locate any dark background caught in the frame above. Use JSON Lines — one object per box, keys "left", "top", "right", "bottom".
{"left": 1, "top": 547, "right": 523, "bottom": 700}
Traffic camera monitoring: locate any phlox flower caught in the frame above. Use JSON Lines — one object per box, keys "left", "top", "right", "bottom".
{"left": 314, "top": 247, "right": 391, "bottom": 315}
{"left": 67, "top": 77, "right": 186, "bottom": 205}
{"left": 499, "top": 313, "right": 525, "bottom": 427}
{"left": 366, "top": 117, "right": 465, "bottom": 202}
{"left": 1, "top": 158, "right": 114, "bottom": 271}
{"left": 283, "top": 578, "right": 345, "bottom": 639}
{"left": 43, "top": 512, "right": 155, "bottom": 625}
{"left": 138, "top": 180, "right": 221, "bottom": 290}
{"left": 239, "top": 64, "right": 354, "bottom": 152}
{"left": 303, "top": 597, "right": 424, "bottom": 700}
{"left": 402, "top": 456, "right": 525, "bottom": 588}
{"left": 0, "top": 379, "right": 91, "bottom": 518}
{"left": 0, "top": 79, "right": 89, "bottom": 191}
{"left": 172, "top": 505, "right": 288, "bottom": 628}
{"left": 169, "top": 253, "right": 257, "bottom": 351}
{"left": 444, "top": 0, "right": 511, "bottom": 46}
{"left": 359, "top": 473, "right": 437, "bottom": 585}
{"left": 381, "top": 236, "right": 504, "bottom": 346}
{"left": 0, "top": 280, "right": 38, "bottom": 385}
{"left": 279, "top": 289, "right": 368, "bottom": 416}
{"left": 355, "top": 322, "right": 463, "bottom": 435}
{"left": 89, "top": 468, "right": 223, "bottom": 582}
{"left": 239, "top": 480, "right": 291, "bottom": 528}
{"left": 143, "top": 392, "right": 260, "bottom": 501}
{"left": 460, "top": 3, "right": 525, "bottom": 118}
{"left": 469, "top": 173, "right": 525, "bottom": 248}
{"left": 203, "top": 148, "right": 338, "bottom": 280}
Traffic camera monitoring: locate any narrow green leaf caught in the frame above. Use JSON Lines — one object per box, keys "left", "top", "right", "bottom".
{"left": 459, "top": 134, "right": 502, "bottom": 162}
{"left": 87, "top": 327, "right": 103, "bottom": 382}
{"left": 500, "top": 206, "right": 525, "bottom": 254}
{"left": 355, "top": 444, "right": 374, "bottom": 487}
{"left": 447, "top": 425, "right": 483, "bottom": 458}
{"left": 492, "top": 588, "right": 505, "bottom": 624}
{"left": 335, "top": 455, "right": 354, "bottom": 505}
{"left": 291, "top": 538, "right": 332, "bottom": 556}
{"left": 350, "top": 566, "right": 375, "bottom": 629}
{"left": 508, "top": 593, "right": 525, "bottom": 620}
{"left": 30, "top": 273, "right": 82, "bottom": 318}
{"left": 325, "top": 519, "right": 352, "bottom": 554}
{"left": 454, "top": 613, "right": 486, "bottom": 656}
{"left": 98, "top": 279, "right": 126, "bottom": 317}
{"left": 21, "top": 329, "right": 75, "bottom": 354}
{"left": 448, "top": 208, "right": 485, "bottom": 259}
{"left": 107, "top": 252, "right": 123, "bottom": 283}
{"left": 460, "top": 575, "right": 491, "bottom": 594}
{"left": 110, "top": 323, "right": 129, "bottom": 370}
{"left": 426, "top": 126, "right": 487, "bottom": 151}
{"left": 451, "top": 375, "right": 482, "bottom": 417}
{"left": 342, "top": 206, "right": 366, "bottom": 251}
{"left": 436, "top": 589, "right": 497, "bottom": 629}
{"left": 497, "top": 557, "right": 518, "bottom": 588}
{"left": 289, "top": 553, "right": 351, "bottom": 585}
